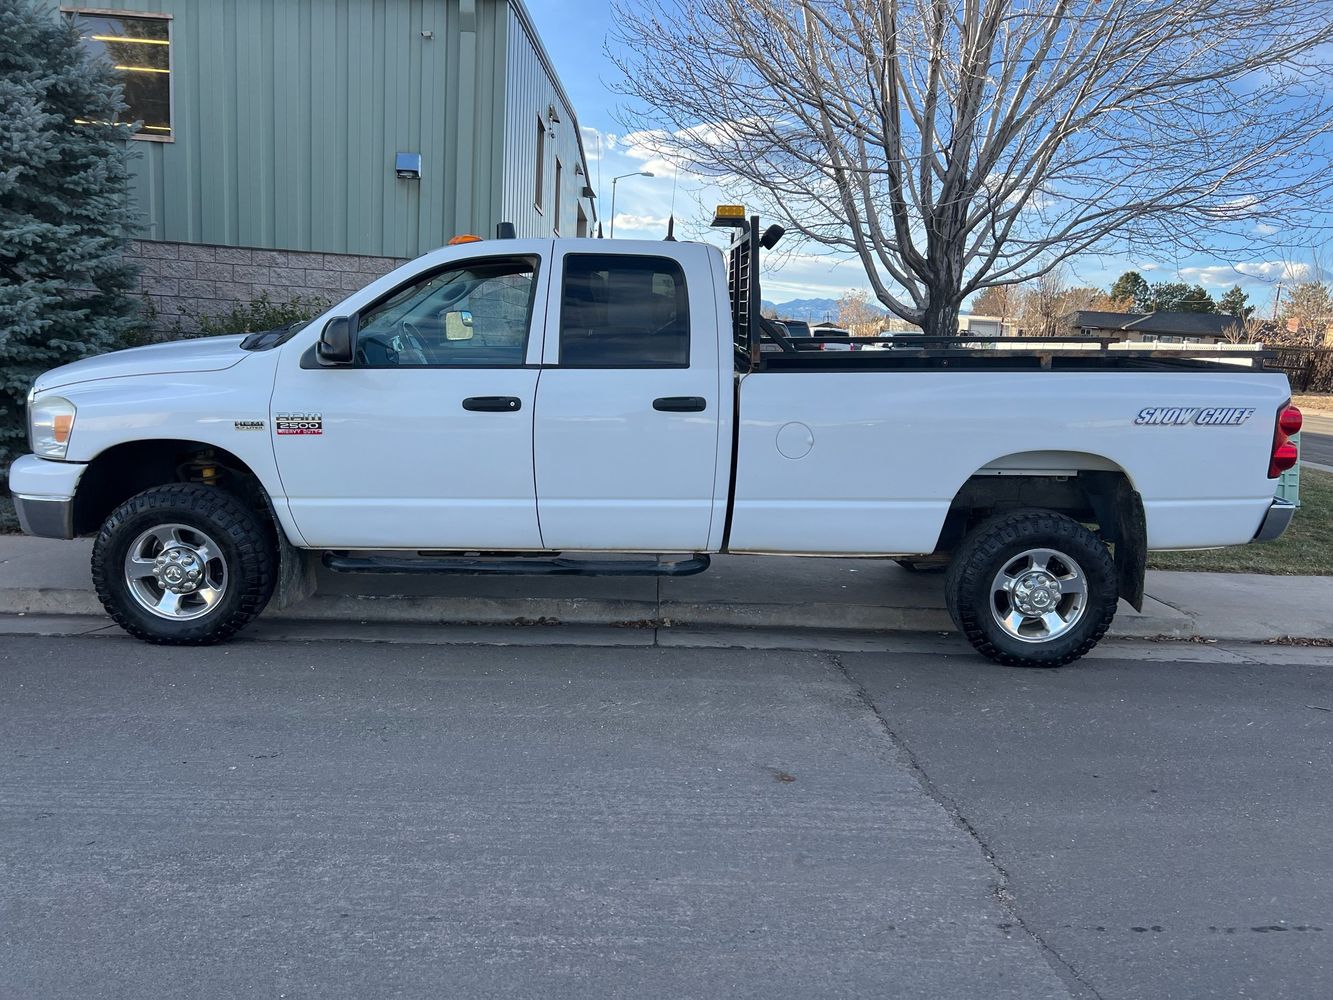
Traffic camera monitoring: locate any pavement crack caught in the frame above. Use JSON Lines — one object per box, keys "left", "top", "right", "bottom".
{"left": 827, "top": 652, "right": 1107, "bottom": 1000}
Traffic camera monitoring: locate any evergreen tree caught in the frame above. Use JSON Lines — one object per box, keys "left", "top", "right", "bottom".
{"left": 0, "top": 0, "right": 140, "bottom": 472}
{"left": 1148, "top": 281, "right": 1216, "bottom": 313}
{"left": 1108, "top": 271, "right": 1152, "bottom": 311}
{"left": 1217, "top": 284, "right": 1254, "bottom": 320}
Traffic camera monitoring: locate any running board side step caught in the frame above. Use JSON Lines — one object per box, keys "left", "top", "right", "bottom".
{"left": 321, "top": 553, "right": 712, "bottom": 577}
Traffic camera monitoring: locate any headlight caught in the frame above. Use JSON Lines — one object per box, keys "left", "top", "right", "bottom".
{"left": 29, "top": 395, "right": 76, "bottom": 459}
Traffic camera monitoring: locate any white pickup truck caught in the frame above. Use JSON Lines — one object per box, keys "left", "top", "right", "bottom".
{"left": 9, "top": 214, "right": 1303, "bottom": 665}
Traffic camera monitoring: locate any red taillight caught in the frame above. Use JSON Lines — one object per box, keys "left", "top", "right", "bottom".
{"left": 1268, "top": 404, "right": 1302, "bottom": 478}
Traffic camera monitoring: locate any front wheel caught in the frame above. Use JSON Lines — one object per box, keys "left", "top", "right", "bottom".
{"left": 945, "top": 510, "right": 1118, "bottom": 667}
{"left": 92, "top": 484, "right": 276, "bottom": 645}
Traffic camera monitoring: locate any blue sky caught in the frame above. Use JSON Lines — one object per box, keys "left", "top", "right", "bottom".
{"left": 525, "top": 0, "right": 1324, "bottom": 311}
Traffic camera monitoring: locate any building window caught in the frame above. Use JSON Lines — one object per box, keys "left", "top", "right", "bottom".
{"left": 66, "top": 10, "right": 173, "bottom": 140}
{"left": 534, "top": 117, "right": 545, "bottom": 212}
{"left": 553, "top": 160, "right": 563, "bottom": 235}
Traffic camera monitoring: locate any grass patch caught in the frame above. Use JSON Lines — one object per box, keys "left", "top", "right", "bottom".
{"left": 0, "top": 495, "right": 17, "bottom": 534}
{"left": 1293, "top": 393, "right": 1333, "bottom": 416}
{"left": 1148, "top": 468, "right": 1333, "bottom": 575}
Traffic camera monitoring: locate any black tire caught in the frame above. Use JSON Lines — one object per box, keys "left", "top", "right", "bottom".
{"left": 894, "top": 558, "right": 948, "bottom": 574}
{"left": 92, "top": 484, "right": 276, "bottom": 645}
{"left": 945, "top": 510, "right": 1117, "bottom": 667}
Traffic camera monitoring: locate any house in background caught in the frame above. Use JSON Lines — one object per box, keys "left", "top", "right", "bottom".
{"left": 1067, "top": 310, "right": 1241, "bottom": 344}
{"left": 958, "top": 314, "right": 1014, "bottom": 337}
{"left": 61, "top": 0, "right": 596, "bottom": 330}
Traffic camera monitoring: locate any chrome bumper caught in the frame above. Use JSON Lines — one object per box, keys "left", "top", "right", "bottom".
{"left": 1253, "top": 498, "right": 1296, "bottom": 543}
{"left": 11, "top": 493, "right": 75, "bottom": 540}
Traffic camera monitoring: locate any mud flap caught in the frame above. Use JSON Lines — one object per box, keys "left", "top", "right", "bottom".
{"left": 1113, "top": 482, "right": 1147, "bottom": 612}
{"left": 274, "top": 531, "right": 318, "bottom": 610}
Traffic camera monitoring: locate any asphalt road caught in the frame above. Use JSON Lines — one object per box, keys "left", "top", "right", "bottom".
{"left": 1300, "top": 414, "right": 1333, "bottom": 466}
{"left": 1, "top": 636, "right": 1330, "bottom": 1000}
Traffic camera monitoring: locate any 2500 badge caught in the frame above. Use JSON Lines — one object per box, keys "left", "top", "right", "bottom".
{"left": 276, "top": 413, "right": 323, "bottom": 435}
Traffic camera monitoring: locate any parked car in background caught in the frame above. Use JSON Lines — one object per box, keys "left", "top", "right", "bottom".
{"left": 780, "top": 319, "right": 814, "bottom": 340}
{"left": 759, "top": 320, "right": 793, "bottom": 353}
{"left": 811, "top": 325, "right": 855, "bottom": 350}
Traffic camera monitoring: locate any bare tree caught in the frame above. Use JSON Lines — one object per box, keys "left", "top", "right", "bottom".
{"left": 1221, "top": 316, "right": 1272, "bottom": 344}
{"left": 612, "top": 1, "right": 1333, "bottom": 335}
{"left": 969, "top": 284, "right": 1016, "bottom": 326}
{"left": 1281, "top": 277, "right": 1333, "bottom": 346}
{"left": 1015, "top": 270, "right": 1070, "bottom": 337}
{"left": 836, "top": 288, "right": 882, "bottom": 335}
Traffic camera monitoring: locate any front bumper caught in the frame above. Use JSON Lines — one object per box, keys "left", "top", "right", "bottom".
{"left": 12, "top": 494, "right": 75, "bottom": 539}
{"left": 1253, "top": 498, "right": 1296, "bottom": 543}
{"left": 7, "top": 454, "right": 87, "bottom": 540}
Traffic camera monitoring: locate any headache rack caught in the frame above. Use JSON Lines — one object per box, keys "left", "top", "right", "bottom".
{"left": 718, "top": 210, "right": 764, "bottom": 369}
{"left": 714, "top": 211, "right": 1275, "bottom": 374}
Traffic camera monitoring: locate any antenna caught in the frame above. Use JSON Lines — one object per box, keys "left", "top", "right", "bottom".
{"left": 665, "top": 160, "right": 680, "bottom": 242}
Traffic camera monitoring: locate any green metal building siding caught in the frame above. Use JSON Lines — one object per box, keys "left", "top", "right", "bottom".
{"left": 502, "top": 2, "right": 592, "bottom": 238}
{"left": 64, "top": 0, "right": 592, "bottom": 259}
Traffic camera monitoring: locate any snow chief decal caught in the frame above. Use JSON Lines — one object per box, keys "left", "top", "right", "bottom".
{"left": 1135, "top": 406, "right": 1255, "bottom": 427}
{"left": 275, "top": 413, "right": 323, "bottom": 435}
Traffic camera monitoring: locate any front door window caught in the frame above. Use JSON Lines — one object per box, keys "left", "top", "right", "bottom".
{"left": 355, "top": 258, "right": 539, "bottom": 368}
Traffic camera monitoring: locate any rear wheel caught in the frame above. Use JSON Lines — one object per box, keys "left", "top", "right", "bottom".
{"left": 945, "top": 510, "right": 1117, "bottom": 667}
{"left": 92, "top": 484, "right": 275, "bottom": 645}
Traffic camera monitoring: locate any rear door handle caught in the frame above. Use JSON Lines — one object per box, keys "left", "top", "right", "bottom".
{"left": 462, "top": 396, "right": 522, "bottom": 412}
{"left": 653, "top": 396, "right": 707, "bottom": 412}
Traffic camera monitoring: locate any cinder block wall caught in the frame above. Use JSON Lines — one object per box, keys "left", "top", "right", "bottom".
{"left": 128, "top": 240, "right": 406, "bottom": 335}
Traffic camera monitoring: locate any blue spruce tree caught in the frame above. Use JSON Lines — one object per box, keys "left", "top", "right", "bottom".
{"left": 0, "top": 0, "right": 140, "bottom": 472}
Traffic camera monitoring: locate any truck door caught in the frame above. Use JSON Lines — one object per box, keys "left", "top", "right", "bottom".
{"left": 270, "top": 249, "right": 549, "bottom": 549}
{"left": 533, "top": 246, "right": 724, "bottom": 550}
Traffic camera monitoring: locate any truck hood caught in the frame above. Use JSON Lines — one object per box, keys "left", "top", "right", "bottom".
{"left": 33, "top": 335, "right": 249, "bottom": 393}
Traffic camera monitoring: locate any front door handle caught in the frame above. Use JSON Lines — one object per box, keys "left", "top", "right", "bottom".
{"left": 653, "top": 396, "right": 707, "bottom": 412}
{"left": 462, "top": 396, "right": 522, "bottom": 412}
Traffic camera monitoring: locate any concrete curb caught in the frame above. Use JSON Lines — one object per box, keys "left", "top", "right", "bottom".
{"left": 0, "top": 586, "right": 1198, "bottom": 641}
{"left": 7, "top": 538, "right": 1329, "bottom": 645}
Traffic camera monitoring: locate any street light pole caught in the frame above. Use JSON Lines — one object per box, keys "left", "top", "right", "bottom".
{"left": 608, "top": 171, "right": 655, "bottom": 238}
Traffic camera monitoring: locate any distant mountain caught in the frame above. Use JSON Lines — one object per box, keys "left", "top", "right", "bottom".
{"left": 762, "top": 297, "right": 887, "bottom": 322}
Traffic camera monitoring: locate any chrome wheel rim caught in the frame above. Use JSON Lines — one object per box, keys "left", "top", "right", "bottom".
{"left": 123, "top": 523, "right": 228, "bottom": 621}
{"left": 990, "top": 547, "right": 1088, "bottom": 644}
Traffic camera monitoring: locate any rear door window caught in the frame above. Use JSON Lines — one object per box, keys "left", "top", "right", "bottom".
{"left": 558, "top": 255, "right": 689, "bottom": 367}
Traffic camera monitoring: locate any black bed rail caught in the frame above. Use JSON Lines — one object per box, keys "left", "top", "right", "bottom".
{"left": 710, "top": 211, "right": 1278, "bottom": 374}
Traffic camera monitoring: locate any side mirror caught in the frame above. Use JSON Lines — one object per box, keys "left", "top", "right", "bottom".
{"left": 317, "top": 316, "right": 355, "bottom": 364}
{"left": 444, "top": 310, "right": 474, "bottom": 341}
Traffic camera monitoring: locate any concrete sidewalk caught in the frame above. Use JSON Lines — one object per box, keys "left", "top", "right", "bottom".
{"left": 3, "top": 534, "right": 1330, "bottom": 643}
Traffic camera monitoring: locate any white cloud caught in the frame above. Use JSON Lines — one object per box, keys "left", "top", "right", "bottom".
{"left": 611, "top": 212, "right": 670, "bottom": 235}
{"left": 760, "top": 251, "right": 880, "bottom": 303}
{"left": 1176, "top": 260, "right": 1313, "bottom": 288}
